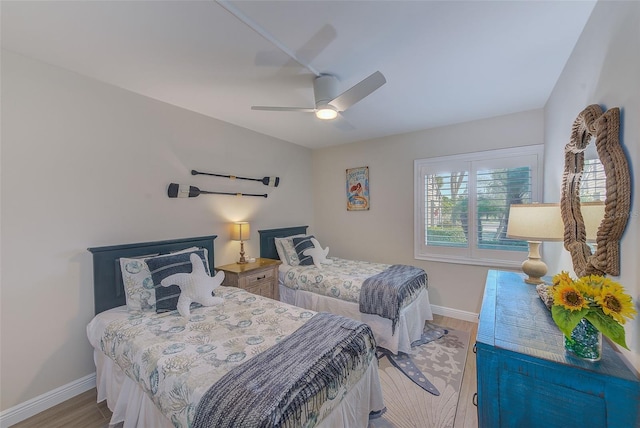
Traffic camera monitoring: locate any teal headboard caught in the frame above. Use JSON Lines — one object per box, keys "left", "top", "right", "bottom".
{"left": 258, "top": 226, "right": 308, "bottom": 260}
{"left": 88, "top": 235, "right": 217, "bottom": 314}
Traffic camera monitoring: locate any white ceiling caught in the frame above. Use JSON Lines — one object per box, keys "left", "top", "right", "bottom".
{"left": 1, "top": 0, "right": 596, "bottom": 149}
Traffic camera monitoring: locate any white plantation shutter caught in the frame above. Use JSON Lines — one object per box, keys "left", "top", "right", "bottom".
{"left": 415, "top": 146, "right": 543, "bottom": 267}
{"left": 580, "top": 158, "right": 606, "bottom": 201}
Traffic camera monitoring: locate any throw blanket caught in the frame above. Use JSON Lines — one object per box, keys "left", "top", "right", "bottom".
{"left": 193, "top": 312, "right": 376, "bottom": 428}
{"left": 360, "top": 265, "right": 427, "bottom": 334}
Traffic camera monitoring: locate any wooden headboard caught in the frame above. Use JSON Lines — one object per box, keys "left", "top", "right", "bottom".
{"left": 258, "top": 226, "right": 308, "bottom": 260}
{"left": 88, "top": 235, "right": 217, "bottom": 314}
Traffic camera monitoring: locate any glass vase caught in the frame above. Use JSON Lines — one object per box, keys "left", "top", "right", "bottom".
{"left": 564, "top": 318, "right": 602, "bottom": 361}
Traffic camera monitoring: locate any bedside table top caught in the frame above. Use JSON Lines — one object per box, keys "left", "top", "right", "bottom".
{"left": 216, "top": 258, "right": 281, "bottom": 274}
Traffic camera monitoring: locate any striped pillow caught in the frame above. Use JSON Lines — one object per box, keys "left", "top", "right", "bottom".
{"left": 274, "top": 234, "right": 307, "bottom": 265}
{"left": 146, "top": 249, "right": 210, "bottom": 313}
{"left": 119, "top": 246, "right": 200, "bottom": 312}
{"left": 292, "top": 235, "right": 315, "bottom": 266}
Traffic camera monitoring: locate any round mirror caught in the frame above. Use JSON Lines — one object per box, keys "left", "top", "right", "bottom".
{"left": 560, "top": 104, "right": 631, "bottom": 277}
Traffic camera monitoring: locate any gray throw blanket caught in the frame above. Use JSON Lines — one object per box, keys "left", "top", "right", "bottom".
{"left": 360, "top": 264, "right": 427, "bottom": 334}
{"left": 192, "top": 312, "right": 376, "bottom": 428}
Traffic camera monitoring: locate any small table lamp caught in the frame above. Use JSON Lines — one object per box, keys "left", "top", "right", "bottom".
{"left": 507, "top": 203, "right": 564, "bottom": 284}
{"left": 231, "top": 222, "right": 250, "bottom": 264}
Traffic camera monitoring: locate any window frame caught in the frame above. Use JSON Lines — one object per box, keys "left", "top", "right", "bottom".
{"left": 414, "top": 145, "right": 544, "bottom": 267}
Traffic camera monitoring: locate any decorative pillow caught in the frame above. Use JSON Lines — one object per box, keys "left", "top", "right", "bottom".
{"left": 273, "top": 238, "right": 289, "bottom": 263}
{"left": 274, "top": 234, "right": 307, "bottom": 265}
{"left": 302, "top": 237, "right": 332, "bottom": 268}
{"left": 146, "top": 249, "right": 210, "bottom": 313}
{"left": 160, "top": 253, "right": 224, "bottom": 317}
{"left": 120, "top": 257, "right": 156, "bottom": 311}
{"left": 292, "top": 235, "right": 315, "bottom": 266}
{"left": 119, "top": 246, "right": 200, "bottom": 312}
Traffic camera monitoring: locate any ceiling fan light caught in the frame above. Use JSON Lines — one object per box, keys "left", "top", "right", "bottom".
{"left": 315, "top": 106, "right": 338, "bottom": 120}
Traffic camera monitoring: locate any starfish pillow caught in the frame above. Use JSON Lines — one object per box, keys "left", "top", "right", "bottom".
{"left": 302, "top": 237, "right": 333, "bottom": 268}
{"left": 160, "top": 253, "right": 225, "bottom": 317}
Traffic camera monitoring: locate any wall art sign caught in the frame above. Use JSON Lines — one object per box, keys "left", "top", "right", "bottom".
{"left": 346, "top": 166, "right": 370, "bottom": 211}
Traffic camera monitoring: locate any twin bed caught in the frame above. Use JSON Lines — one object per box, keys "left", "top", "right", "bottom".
{"left": 258, "top": 226, "right": 433, "bottom": 355}
{"left": 87, "top": 228, "right": 432, "bottom": 427}
{"left": 87, "top": 235, "right": 384, "bottom": 428}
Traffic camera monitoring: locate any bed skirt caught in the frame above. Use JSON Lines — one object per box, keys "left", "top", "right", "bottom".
{"left": 278, "top": 286, "right": 433, "bottom": 355}
{"left": 94, "top": 349, "right": 384, "bottom": 428}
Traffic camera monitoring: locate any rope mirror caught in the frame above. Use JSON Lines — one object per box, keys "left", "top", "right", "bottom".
{"left": 560, "top": 104, "right": 631, "bottom": 277}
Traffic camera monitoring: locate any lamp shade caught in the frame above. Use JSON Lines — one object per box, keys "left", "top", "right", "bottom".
{"left": 582, "top": 201, "right": 605, "bottom": 242}
{"left": 506, "top": 203, "right": 564, "bottom": 242}
{"left": 231, "top": 222, "right": 250, "bottom": 241}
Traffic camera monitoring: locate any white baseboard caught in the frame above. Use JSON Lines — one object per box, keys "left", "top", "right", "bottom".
{"left": 431, "top": 304, "right": 479, "bottom": 323}
{"left": 0, "top": 373, "right": 96, "bottom": 428}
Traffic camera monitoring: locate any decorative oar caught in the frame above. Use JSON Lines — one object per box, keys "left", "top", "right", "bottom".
{"left": 191, "top": 170, "right": 280, "bottom": 187}
{"left": 167, "top": 183, "right": 267, "bottom": 198}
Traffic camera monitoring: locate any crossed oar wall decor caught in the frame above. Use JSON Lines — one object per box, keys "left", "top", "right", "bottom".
{"left": 191, "top": 170, "right": 279, "bottom": 187}
{"left": 168, "top": 183, "right": 267, "bottom": 198}
{"left": 167, "top": 170, "right": 280, "bottom": 199}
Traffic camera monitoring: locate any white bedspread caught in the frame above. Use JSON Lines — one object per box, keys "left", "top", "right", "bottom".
{"left": 87, "top": 286, "right": 384, "bottom": 427}
{"left": 279, "top": 259, "right": 433, "bottom": 354}
{"left": 279, "top": 285, "right": 433, "bottom": 355}
{"left": 280, "top": 257, "right": 394, "bottom": 303}
{"left": 93, "top": 347, "right": 383, "bottom": 428}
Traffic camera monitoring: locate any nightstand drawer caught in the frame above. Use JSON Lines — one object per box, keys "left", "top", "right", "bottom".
{"left": 243, "top": 267, "right": 274, "bottom": 287}
{"left": 245, "top": 281, "right": 274, "bottom": 299}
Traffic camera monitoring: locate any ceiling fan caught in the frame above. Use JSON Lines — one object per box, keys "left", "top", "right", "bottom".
{"left": 251, "top": 71, "right": 386, "bottom": 120}
{"left": 215, "top": 2, "right": 385, "bottom": 121}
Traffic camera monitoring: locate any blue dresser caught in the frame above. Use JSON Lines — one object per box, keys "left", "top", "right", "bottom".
{"left": 476, "top": 269, "right": 640, "bottom": 427}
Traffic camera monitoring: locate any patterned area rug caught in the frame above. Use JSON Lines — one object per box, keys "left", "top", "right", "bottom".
{"left": 369, "top": 323, "right": 470, "bottom": 428}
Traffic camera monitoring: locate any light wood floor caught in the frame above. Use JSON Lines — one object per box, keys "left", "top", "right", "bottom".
{"left": 12, "top": 314, "right": 478, "bottom": 428}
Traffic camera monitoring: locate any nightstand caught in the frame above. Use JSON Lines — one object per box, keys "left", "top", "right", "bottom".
{"left": 216, "top": 258, "right": 281, "bottom": 300}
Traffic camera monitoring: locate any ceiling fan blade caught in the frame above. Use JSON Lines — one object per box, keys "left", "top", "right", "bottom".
{"left": 333, "top": 114, "right": 356, "bottom": 131}
{"left": 329, "top": 71, "right": 386, "bottom": 112}
{"left": 251, "top": 106, "right": 316, "bottom": 112}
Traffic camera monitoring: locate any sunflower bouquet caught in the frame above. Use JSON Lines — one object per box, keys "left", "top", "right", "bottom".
{"left": 550, "top": 272, "right": 636, "bottom": 350}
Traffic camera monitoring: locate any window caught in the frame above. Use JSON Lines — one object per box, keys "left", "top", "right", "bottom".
{"left": 580, "top": 158, "right": 606, "bottom": 201}
{"left": 414, "top": 145, "right": 544, "bottom": 267}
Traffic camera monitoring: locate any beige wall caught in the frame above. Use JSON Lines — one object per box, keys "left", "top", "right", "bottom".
{"left": 312, "top": 109, "right": 544, "bottom": 316}
{"left": 0, "top": 50, "right": 313, "bottom": 411}
{"left": 544, "top": 1, "right": 640, "bottom": 372}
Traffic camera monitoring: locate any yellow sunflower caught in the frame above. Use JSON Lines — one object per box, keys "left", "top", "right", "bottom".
{"left": 552, "top": 271, "right": 573, "bottom": 287}
{"left": 552, "top": 283, "right": 589, "bottom": 311}
{"left": 595, "top": 285, "right": 637, "bottom": 324}
{"left": 575, "top": 275, "right": 605, "bottom": 298}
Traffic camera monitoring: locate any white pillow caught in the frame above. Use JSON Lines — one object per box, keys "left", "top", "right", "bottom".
{"left": 119, "top": 246, "right": 203, "bottom": 311}
{"left": 274, "top": 234, "right": 307, "bottom": 265}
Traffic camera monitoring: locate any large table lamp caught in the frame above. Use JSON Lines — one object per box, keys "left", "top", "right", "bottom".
{"left": 582, "top": 201, "right": 606, "bottom": 243}
{"left": 231, "top": 222, "right": 250, "bottom": 264}
{"left": 507, "top": 203, "right": 564, "bottom": 284}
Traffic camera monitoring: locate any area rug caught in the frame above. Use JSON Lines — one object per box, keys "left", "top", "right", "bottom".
{"left": 369, "top": 324, "right": 470, "bottom": 428}
{"left": 377, "top": 323, "right": 448, "bottom": 396}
